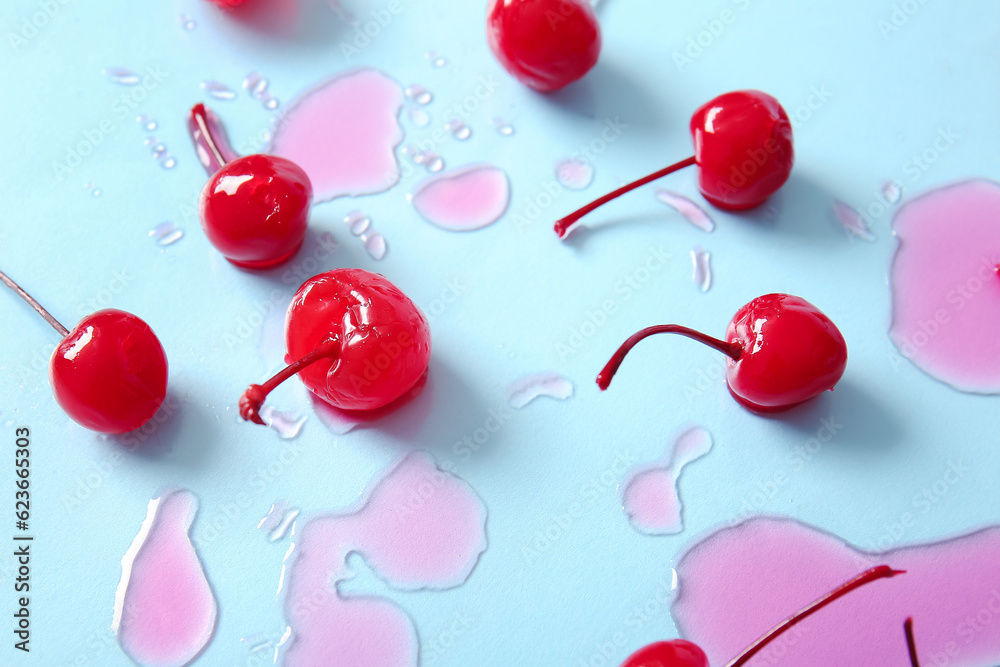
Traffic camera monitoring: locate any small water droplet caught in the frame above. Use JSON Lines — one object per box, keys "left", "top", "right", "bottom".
{"left": 555, "top": 158, "right": 594, "bottom": 190}
{"left": 404, "top": 85, "right": 433, "bottom": 106}
{"left": 264, "top": 98, "right": 279, "bottom": 110}
{"left": 151, "top": 144, "right": 166, "bottom": 157}
{"left": 831, "top": 199, "right": 875, "bottom": 242}
{"left": 161, "top": 157, "right": 177, "bottom": 170}
{"left": 201, "top": 81, "right": 237, "bottom": 101}
{"left": 691, "top": 245, "right": 713, "bottom": 292}
{"left": 149, "top": 221, "right": 184, "bottom": 246}
{"left": 508, "top": 372, "right": 574, "bottom": 408}
{"left": 362, "top": 232, "right": 387, "bottom": 260}
{"left": 180, "top": 14, "right": 197, "bottom": 30}
{"left": 136, "top": 114, "right": 151, "bottom": 125}
{"left": 424, "top": 51, "right": 448, "bottom": 68}
{"left": 260, "top": 406, "right": 306, "bottom": 440}
{"left": 433, "top": 57, "right": 447, "bottom": 68}
{"left": 406, "top": 106, "right": 431, "bottom": 128}
{"left": 344, "top": 210, "right": 371, "bottom": 236}
{"left": 446, "top": 119, "right": 471, "bottom": 141}
{"left": 427, "top": 156, "right": 445, "bottom": 173}
{"left": 143, "top": 136, "right": 158, "bottom": 147}
{"left": 105, "top": 68, "right": 140, "bottom": 86}
{"left": 91, "top": 189, "right": 102, "bottom": 197}
{"left": 145, "top": 121, "right": 158, "bottom": 132}
{"left": 491, "top": 117, "right": 515, "bottom": 136}
{"left": 252, "top": 78, "right": 270, "bottom": 99}
{"left": 882, "top": 180, "right": 903, "bottom": 204}
{"left": 242, "top": 71, "right": 262, "bottom": 91}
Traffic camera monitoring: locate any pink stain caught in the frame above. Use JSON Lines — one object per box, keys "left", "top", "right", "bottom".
{"left": 673, "top": 517, "right": 1000, "bottom": 667}
{"left": 890, "top": 179, "right": 1000, "bottom": 393}
{"left": 621, "top": 427, "right": 713, "bottom": 535}
{"left": 281, "top": 452, "right": 487, "bottom": 666}
{"left": 269, "top": 68, "right": 405, "bottom": 202}
{"left": 410, "top": 165, "right": 511, "bottom": 231}
{"left": 113, "top": 491, "right": 217, "bottom": 667}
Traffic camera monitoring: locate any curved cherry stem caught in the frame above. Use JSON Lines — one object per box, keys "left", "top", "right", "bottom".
{"left": 554, "top": 155, "right": 697, "bottom": 238}
{"left": 239, "top": 338, "right": 341, "bottom": 426}
{"left": 0, "top": 268, "right": 69, "bottom": 336}
{"left": 188, "top": 103, "right": 234, "bottom": 176}
{"left": 726, "top": 565, "right": 905, "bottom": 667}
{"left": 904, "top": 617, "right": 921, "bottom": 667}
{"left": 597, "top": 324, "right": 742, "bottom": 390}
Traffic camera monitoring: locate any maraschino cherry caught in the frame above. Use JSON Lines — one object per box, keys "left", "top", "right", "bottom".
{"left": 555, "top": 90, "right": 793, "bottom": 237}
{"left": 189, "top": 103, "right": 312, "bottom": 269}
{"left": 1, "top": 269, "right": 168, "bottom": 434}
{"left": 620, "top": 565, "right": 903, "bottom": 667}
{"left": 239, "top": 268, "right": 431, "bottom": 423}
{"left": 487, "top": 0, "right": 601, "bottom": 92}
{"left": 598, "top": 294, "right": 847, "bottom": 413}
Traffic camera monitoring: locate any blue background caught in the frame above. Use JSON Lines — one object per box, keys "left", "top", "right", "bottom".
{"left": 1, "top": 0, "right": 999, "bottom": 664}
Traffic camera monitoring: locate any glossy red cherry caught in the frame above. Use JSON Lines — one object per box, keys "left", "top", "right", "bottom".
{"left": 1, "top": 270, "right": 168, "bottom": 434}
{"left": 620, "top": 565, "right": 903, "bottom": 667}
{"left": 555, "top": 90, "right": 793, "bottom": 237}
{"left": 598, "top": 294, "right": 847, "bottom": 413}
{"left": 190, "top": 103, "right": 312, "bottom": 269}
{"left": 486, "top": 0, "right": 601, "bottom": 92}
{"left": 240, "top": 268, "right": 431, "bottom": 423}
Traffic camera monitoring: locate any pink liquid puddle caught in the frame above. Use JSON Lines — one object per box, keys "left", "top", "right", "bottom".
{"left": 409, "top": 165, "right": 511, "bottom": 232}
{"left": 831, "top": 199, "right": 876, "bottom": 241}
{"left": 113, "top": 490, "right": 217, "bottom": 667}
{"left": 621, "top": 426, "right": 712, "bottom": 535}
{"left": 281, "top": 452, "right": 487, "bottom": 666}
{"left": 269, "top": 68, "right": 405, "bottom": 202}
{"left": 673, "top": 517, "right": 1000, "bottom": 667}
{"left": 655, "top": 189, "right": 716, "bottom": 233}
{"left": 889, "top": 179, "right": 1000, "bottom": 393}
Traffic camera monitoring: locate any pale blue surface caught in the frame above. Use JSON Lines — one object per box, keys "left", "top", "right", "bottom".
{"left": 1, "top": 0, "right": 999, "bottom": 664}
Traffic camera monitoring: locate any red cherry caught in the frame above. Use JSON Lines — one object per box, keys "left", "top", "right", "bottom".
{"left": 1, "top": 270, "right": 168, "bottom": 434}
{"left": 598, "top": 294, "right": 847, "bottom": 413}
{"left": 239, "top": 269, "right": 431, "bottom": 423}
{"left": 554, "top": 90, "right": 793, "bottom": 237}
{"left": 620, "top": 566, "right": 903, "bottom": 667}
{"left": 190, "top": 104, "right": 312, "bottom": 269}
{"left": 486, "top": 0, "right": 601, "bottom": 92}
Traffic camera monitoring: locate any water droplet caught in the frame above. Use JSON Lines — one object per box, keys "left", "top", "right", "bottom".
{"left": 691, "top": 246, "right": 713, "bottom": 293}
{"left": 446, "top": 119, "right": 471, "bottom": 141}
{"left": 427, "top": 156, "right": 445, "bottom": 173}
{"left": 362, "top": 232, "right": 387, "bottom": 260}
{"left": 180, "top": 14, "right": 196, "bottom": 30}
{"left": 105, "top": 68, "right": 140, "bottom": 86}
{"left": 406, "top": 106, "right": 431, "bottom": 128}
{"left": 882, "top": 180, "right": 903, "bottom": 204}
{"left": 344, "top": 210, "right": 371, "bottom": 235}
{"left": 161, "top": 157, "right": 177, "bottom": 170}
{"left": 831, "top": 199, "right": 875, "bottom": 242}
{"left": 555, "top": 158, "right": 594, "bottom": 190}
{"left": 655, "top": 189, "right": 716, "bottom": 233}
{"left": 149, "top": 221, "right": 184, "bottom": 246}
{"left": 424, "top": 51, "right": 448, "bottom": 68}
{"left": 242, "top": 71, "right": 262, "bottom": 91}
{"left": 491, "top": 117, "right": 515, "bottom": 136}
{"left": 404, "top": 85, "right": 433, "bottom": 106}
{"left": 113, "top": 491, "right": 218, "bottom": 666}
{"left": 92, "top": 189, "right": 102, "bottom": 197}
{"left": 136, "top": 114, "right": 151, "bottom": 125}
{"left": 252, "top": 78, "right": 270, "bottom": 99}
{"left": 507, "top": 372, "right": 574, "bottom": 408}
{"left": 264, "top": 98, "right": 279, "bottom": 110}
{"left": 201, "top": 81, "right": 237, "bottom": 101}
{"left": 145, "top": 121, "right": 158, "bottom": 132}
{"left": 143, "top": 136, "right": 157, "bottom": 147}
{"left": 151, "top": 144, "right": 166, "bottom": 158}
{"left": 433, "top": 57, "right": 447, "bottom": 68}
{"left": 259, "top": 406, "right": 306, "bottom": 440}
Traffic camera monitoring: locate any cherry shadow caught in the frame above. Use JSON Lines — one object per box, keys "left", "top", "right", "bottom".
{"left": 558, "top": 211, "right": 701, "bottom": 249}
{"left": 206, "top": 0, "right": 349, "bottom": 48}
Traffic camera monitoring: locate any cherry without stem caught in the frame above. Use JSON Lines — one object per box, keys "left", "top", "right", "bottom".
{"left": 621, "top": 565, "right": 904, "bottom": 667}
{"left": 555, "top": 90, "right": 793, "bottom": 238}
{"left": 1, "top": 269, "right": 168, "bottom": 434}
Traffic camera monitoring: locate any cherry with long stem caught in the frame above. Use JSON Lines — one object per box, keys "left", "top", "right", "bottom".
{"left": 904, "top": 617, "right": 921, "bottom": 667}
{"left": 725, "top": 565, "right": 905, "bottom": 667}
{"left": 0, "top": 268, "right": 69, "bottom": 336}
{"left": 239, "top": 338, "right": 341, "bottom": 425}
{"left": 597, "top": 324, "right": 742, "bottom": 390}
{"left": 554, "top": 156, "right": 696, "bottom": 238}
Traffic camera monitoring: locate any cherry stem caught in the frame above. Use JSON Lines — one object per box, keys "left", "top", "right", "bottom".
{"left": 188, "top": 103, "right": 231, "bottom": 176}
{"left": 725, "top": 565, "right": 906, "bottom": 667}
{"left": 239, "top": 338, "right": 341, "bottom": 426}
{"left": 596, "top": 324, "right": 742, "bottom": 391}
{"left": 553, "top": 155, "right": 697, "bottom": 238}
{"left": 0, "top": 268, "right": 69, "bottom": 337}
{"left": 905, "top": 617, "right": 921, "bottom": 667}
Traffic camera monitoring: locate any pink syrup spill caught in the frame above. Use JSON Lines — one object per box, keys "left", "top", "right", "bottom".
{"left": 269, "top": 68, "right": 405, "bottom": 202}
{"left": 113, "top": 490, "right": 217, "bottom": 667}
{"left": 889, "top": 179, "right": 1000, "bottom": 393}
{"left": 409, "top": 165, "right": 510, "bottom": 232}
{"left": 621, "top": 426, "right": 712, "bottom": 535}
{"left": 281, "top": 452, "right": 487, "bottom": 666}
{"left": 673, "top": 517, "right": 1000, "bottom": 667}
